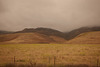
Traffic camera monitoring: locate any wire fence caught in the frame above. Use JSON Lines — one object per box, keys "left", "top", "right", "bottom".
{"left": 0, "top": 56, "right": 100, "bottom": 67}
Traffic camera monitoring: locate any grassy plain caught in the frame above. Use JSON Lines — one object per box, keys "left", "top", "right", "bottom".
{"left": 0, "top": 44, "right": 100, "bottom": 66}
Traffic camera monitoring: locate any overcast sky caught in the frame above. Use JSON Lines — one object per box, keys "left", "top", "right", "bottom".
{"left": 0, "top": 0, "right": 100, "bottom": 32}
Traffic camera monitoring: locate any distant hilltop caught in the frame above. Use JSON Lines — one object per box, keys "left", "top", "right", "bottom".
{"left": 65, "top": 26, "right": 100, "bottom": 40}
{"left": 0, "top": 26, "right": 100, "bottom": 44}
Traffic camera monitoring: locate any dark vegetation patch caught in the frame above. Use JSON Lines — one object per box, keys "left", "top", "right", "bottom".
{"left": 1, "top": 63, "right": 94, "bottom": 67}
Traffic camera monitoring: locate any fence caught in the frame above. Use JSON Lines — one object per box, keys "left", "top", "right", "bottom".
{"left": 1, "top": 56, "right": 100, "bottom": 67}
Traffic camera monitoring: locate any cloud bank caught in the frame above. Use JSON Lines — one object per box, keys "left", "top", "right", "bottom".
{"left": 0, "top": 0, "right": 100, "bottom": 32}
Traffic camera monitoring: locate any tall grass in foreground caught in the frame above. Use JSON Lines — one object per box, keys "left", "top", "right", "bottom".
{"left": 1, "top": 56, "right": 100, "bottom": 67}
{"left": 0, "top": 44, "right": 100, "bottom": 67}
{"left": 3, "top": 63, "right": 91, "bottom": 67}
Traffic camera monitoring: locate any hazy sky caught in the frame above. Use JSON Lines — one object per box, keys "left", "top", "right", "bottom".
{"left": 0, "top": 0, "right": 100, "bottom": 32}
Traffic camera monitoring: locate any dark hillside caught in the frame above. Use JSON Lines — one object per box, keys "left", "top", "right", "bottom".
{"left": 16, "top": 27, "right": 65, "bottom": 39}
{"left": 0, "top": 30, "right": 13, "bottom": 34}
{"left": 65, "top": 26, "right": 100, "bottom": 40}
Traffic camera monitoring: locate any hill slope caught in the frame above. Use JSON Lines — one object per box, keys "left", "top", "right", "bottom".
{"left": 67, "top": 31, "right": 100, "bottom": 44}
{"left": 65, "top": 26, "right": 100, "bottom": 40}
{"left": 0, "top": 33, "right": 66, "bottom": 44}
{"left": 0, "top": 27, "right": 100, "bottom": 44}
{"left": 0, "top": 30, "right": 13, "bottom": 34}
{"left": 16, "top": 27, "right": 65, "bottom": 38}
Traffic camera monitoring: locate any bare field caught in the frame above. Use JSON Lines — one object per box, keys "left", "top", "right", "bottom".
{"left": 0, "top": 44, "right": 100, "bottom": 66}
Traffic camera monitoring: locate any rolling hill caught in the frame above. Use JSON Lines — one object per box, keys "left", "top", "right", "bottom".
{"left": 0, "top": 32, "right": 66, "bottom": 44}
{"left": 67, "top": 31, "right": 100, "bottom": 44}
{"left": 65, "top": 26, "right": 100, "bottom": 40}
{"left": 0, "top": 26, "right": 100, "bottom": 44}
{"left": 0, "top": 30, "right": 13, "bottom": 34}
{"left": 16, "top": 27, "right": 65, "bottom": 38}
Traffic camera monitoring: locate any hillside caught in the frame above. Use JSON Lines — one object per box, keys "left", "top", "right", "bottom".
{"left": 0, "top": 32, "right": 66, "bottom": 44}
{"left": 0, "top": 30, "right": 13, "bottom": 34}
{"left": 1, "top": 26, "right": 100, "bottom": 40}
{"left": 0, "top": 28, "right": 66, "bottom": 44}
{"left": 65, "top": 26, "right": 100, "bottom": 40}
{"left": 67, "top": 31, "right": 100, "bottom": 44}
{"left": 16, "top": 26, "right": 100, "bottom": 40}
{"left": 0, "top": 27, "right": 100, "bottom": 44}
{"left": 16, "top": 27, "right": 65, "bottom": 38}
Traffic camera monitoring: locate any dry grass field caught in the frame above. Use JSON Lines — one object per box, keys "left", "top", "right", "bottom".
{"left": 0, "top": 44, "right": 100, "bottom": 67}
{"left": 67, "top": 31, "right": 100, "bottom": 44}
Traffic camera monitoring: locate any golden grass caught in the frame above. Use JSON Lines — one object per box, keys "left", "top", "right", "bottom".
{"left": 0, "top": 44, "right": 100, "bottom": 66}
{"left": 67, "top": 31, "right": 100, "bottom": 44}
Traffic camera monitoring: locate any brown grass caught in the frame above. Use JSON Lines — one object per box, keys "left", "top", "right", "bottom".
{"left": 0, "top": 44, "right": 100, "bottom": 67}
{"left": 67, "top": 31, "right": 100, "bottom": 44}
{"left": 0, "top": 33, "right": 66, "bottom": 44}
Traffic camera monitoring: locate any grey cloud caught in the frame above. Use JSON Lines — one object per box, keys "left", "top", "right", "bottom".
{"left": 0, "top": 0, "right": 100, "bottom": 32}
{"left": 0, "top": 0, "right": 5, "bottom": 12}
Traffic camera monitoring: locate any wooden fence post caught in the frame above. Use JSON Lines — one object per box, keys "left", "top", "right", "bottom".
{"left": 54, "top": 56, "right": 56, "bottom": 67}
{"left": 97, "top": 59, "right": 99, "bottom": 67}
{"left": 49, "top": 56, "right": 51, "bottom": 64}
{"left": 14, "top": 56, "right": 16, "bottom": 65}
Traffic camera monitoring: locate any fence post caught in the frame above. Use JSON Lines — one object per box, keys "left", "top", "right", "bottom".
{"left": 97, "top": 59, "right": 99, "bottom": 67}
{"left": 14, "top": 56, "right": 16, "bottom": 65}
{"left": 54, "top": 56, "right": 56, "bottom": 67}
{"left": 29, "top": 60, "right": 33, "bottom": 67}
{"left": 49, "top": 56, "right": 50, "bottom": 64}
